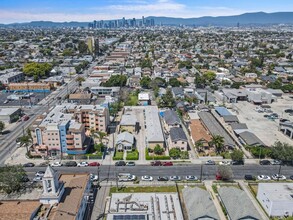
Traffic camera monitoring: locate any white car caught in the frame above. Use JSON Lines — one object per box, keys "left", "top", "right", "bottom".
{"left": 77, "top": 162, "right": 88, "bottom": 167}
{"left": 35, "top": 171, "right": 45, "bottom": 177}
{"left": 51, "top": 161, "right": 62, "bottom": 167}
{"left": 271, "top": 174, "right": 286, "bottom": 180}
{"left": 257, "top": 175, "right": 271, "bottom": 181}
{"left": 90, "top": 174, "right": 99, "bottom": 182}
{"left": 170, "top": 176, "right": 181, "bottom": 181}
{"left": 141, "top": 175, "right": 153, "bottom": 181}
{"left": 33, "top": 176, "right": 42, "bottom": 182}
{"left": 219, "top": 161, "right": 231, "bottom": 165}
{"left": 185, "top": 175, "right": 198, "bottom": 181}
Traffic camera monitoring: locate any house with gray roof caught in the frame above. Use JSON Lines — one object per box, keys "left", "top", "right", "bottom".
{"left": 223, "top": 115, "right": 239, "bottom": 124}
{"left": 115, "top": 132, "right": 135, "bottom": 152}
{"left": 120, "top": 113, "right": 138, "bottom": 133}
{"left": 182, "top": 187, "right": 220, "bottom": 220}
{"left": 238, "top": 131, "right": 265, "bottom": 146}
{"left": 163, "top": 109, "right": 181, "bottom": 130}
{"left": 172, "top": 87, "right": 184, "bottom": 99}
{"left": 169, "top": 127, "right": 188, "bottom": 151}
{"left": 218, "top": 187, "right": 262, "bottom": 220}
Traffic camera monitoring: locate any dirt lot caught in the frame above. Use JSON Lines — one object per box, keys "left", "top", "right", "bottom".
{"left": 233, "top": 95, "right": 293, "bottom": 146}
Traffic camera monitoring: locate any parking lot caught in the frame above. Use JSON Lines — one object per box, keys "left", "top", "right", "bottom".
{"left": 234, "top": 96, "right": 293, "bottom": 146}
{"left": 0, "top": 91, "right": 50, "bottom": 107}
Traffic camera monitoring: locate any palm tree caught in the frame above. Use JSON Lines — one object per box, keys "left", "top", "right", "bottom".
{"left": 195, "top": 141, "right": 204, "bottom": 152}
{"left": 19, "top": 128, "right": 33, "bottom": 154}
{"left": 210, "top": 135, "right": 225, "bottom": 154}
{"left": 90, "top": 128, "right": 107, "bottom": 144}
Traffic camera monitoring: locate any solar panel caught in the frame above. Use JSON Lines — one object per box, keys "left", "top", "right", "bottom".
{"left": 113, "top": 214, "right": 146, "bottom": 220}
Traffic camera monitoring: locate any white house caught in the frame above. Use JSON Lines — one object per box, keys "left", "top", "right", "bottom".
{"left": 257, "top": 183, "right": 293, "bottom": 217}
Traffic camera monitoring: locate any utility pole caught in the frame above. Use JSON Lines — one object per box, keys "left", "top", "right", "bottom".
{"left": 200, "top": 163, "right": 203, "bottom": 182}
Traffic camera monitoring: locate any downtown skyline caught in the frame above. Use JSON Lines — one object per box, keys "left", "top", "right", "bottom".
{"left": 0, "top": 0, "right": 293, "bottom": 23}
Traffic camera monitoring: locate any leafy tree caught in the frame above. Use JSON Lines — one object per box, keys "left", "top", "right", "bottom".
{"left": 210, "top": 135, "right": 225, "bottom": 154}
{"left": 159, "top": 88, "right": 175, "bottom": 108}
{"left": 140, "top": 76, "right": 152, "bottom": 89}
{"left": 178, "top": 60, "right": 192, "bottom": 69}
{"left": 102, "top": 75, "right": 127, "bottom": 87}
{"left": 154, "top": 144, "right": 164, "bottom": 155}
{"left": 169, "top": 78, "right": 181, "bottom": 87}
{"left": 231, "top": 82, "right": 245, "bottom": 89}
{"left": 230, "top": 149, "right": 244, "bottom": 161}
{"left": 78, "top": 41, "right": 88, "bottom": 54}
{"left": 169, "top": 148, "right": 181, "bottom": 159}
{"left": 75, "top": 76, "right": 85, "bottom": 87}
{"left": 0, "top": 165, "right": 27, "bottom": 194}
{"left": 270, "top": 141, "right": 293, "bottom": 163}
{"left": 109, "top": 102, "right": 123, "bottom": 117}
{"left": 180, "top": 151, "right": 189, "bottom": 159}
{"left": 140, "top": 58, "right": 152, "bottom": 68}
{"left": 217, "top": 165, "right": 233, "bottom": 181}
{"left": 19, "top": 130, "right": 32, "bottom": 154}
{"left": 224, "top": 50, "right": 233, "bottom": 59}
{"left": 23, "top": 62, "right": 53, "bottom": 79}
{"left": 63, "top": 48, "right": 74, "bottom": 56}
{"left": 267, "top": 79, "right": 282, "bottom": 89}
{"left": 151, "top": 77, "right": 166, "bottom": 88}
{"left": 0, "top": 121, "right": 5, "bottom": 133}
{"left": 203, "top": 71, "right": 216, "bottom": 83}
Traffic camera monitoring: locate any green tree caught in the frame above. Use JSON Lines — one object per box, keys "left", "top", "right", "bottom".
{"left": 270, "top": 141, "right": 293, "bottom": 163}
{"left": 140, "top": 76, "right": 152, "bottom": 89}
{"left": 140, "top": 58, "right": 152, "bottom": 68}
{"left": 0, "top": 165, "right": 27, "bottom": 194}
{"left": 159, "top": 88, "right": 175, "bottom": 108}
{"left": 23, "top": 62, "right": 52, "bottom": 79}
{"left": 169, "top": 78, "right": 181, "bottom": 87}
{"left": 63, "top": 48, "right": 74, "bottom": 56}
{"left": 78, "top": 41, "right": 89, "bottom": 54}
{"left": 217, "top": 165, "right": 233, "bottom": 181}
{"left": 230, "top": 149, "right": 244, "bottom": 161}
{"left": 203, "top": 71, "right": 216, "bottom": 83}
{"left": 154, "top": 144, "right": 164, "bottom": 155}
{"left": 210, "top": 135, "right": 225, "bottom": 154}
{"left": 224, "top": 50, "right": 233, "bottom": 59}
{"left": 169, "top": 148, "right": 181, "bottom": 159}
{"left": 0, "top": 121, "right": 5, "bottom": 133}
{"left": 19, "top": 131, "right": 32, "bottom": 154}
{"left": 75, "top": 76, "right": 85, "bottom": 87}
{"left": 102, "top": 75, "right": 127, "bottom": 87}
{"left": 109, "top": 102, "right": 123, "bottom": 117}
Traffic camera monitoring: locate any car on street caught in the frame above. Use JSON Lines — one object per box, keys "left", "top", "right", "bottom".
{"left": 39, "top": 162, "right": 49, "bottom": 167}
{"left": 64, "top": 161, "right": 77, "bottom": 167}
{"left": 244, "top": 175, "right": 255, "bottom": 181}
{"left": 77, "top": 161, "right": 88, "bottom": 167}
{"left": 285, "top": 109, "right": 293, "bottom": 113}
{"left": 185, "top": 175, "right": 198, "bottom": 181}
{"left": 4, "top": 100, "right": 9, "bottom": 104}
{"left": 219, "top": 161, "right": 231, "bottom": 165}
{"left": 271, "top": 174, "right": 286, "bottom": 180}
{"left": 51, "top": 161, "right": 62, "bottom": 167}
{"left": 280, "top": 118, "right": 290, "bottom": 123}
{"left": 33, "top": 176, "right": 42, "bottom": 182}
{"left": 88, "top": 162, "right": 100, "bottom": 166}
{"left": 157, "top": 176, "right": 169, "bottom": 181}
{"left": 271, "top": 160, "right": 283, "bottom": 165}
{"left": 151, "top": 161, "right": 162, "bottom": 166}
{"left": 141, "top": 175, "right": 154, "bottom": 181}
{"left": 257, "top": 175, "right": 271, "bottom": 181}
{"left": 21, "top": 176, "right": 30, "bottom": 182}
{"left": 162, "top": 161, "right": 173, "bottom": 166}
{"left": 290, "top": 175, "right": 293, "bottom": 180}
{"left": 260, "top": 160, "right": 271, "bottom": 165}
{"left": 126, "top": 162, "right": 136, "bottom": 166}
{"left": 23, "top": 162, "right": 35, "bottom": 167}
{"left": 35, "top": 171, "right": 45, "bottom": 177}
{"left": 205, "top": 160, "right": 215, "bottom": 165}
{"left": 115, "top": 161, "right": 126, "bottom": 166}
{"left": 90, "top": 174, "right": 99, "bottom": 182}
{"left": 231, "top": 160, "right": 244, "bottom": 165}
{"left": 169, "top": 176, "right": 181, "bottom": 181}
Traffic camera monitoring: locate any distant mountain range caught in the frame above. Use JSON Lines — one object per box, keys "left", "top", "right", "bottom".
{"left": 0, "top": 12, "right": 293, "bottom": 28}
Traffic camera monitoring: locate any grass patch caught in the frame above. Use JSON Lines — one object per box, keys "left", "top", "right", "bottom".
{"left": 126, "top": 150, "right": 139, "bottom": 160}
{"left": 212, "top": 185, "right": 218, "bottom": 193}
{"left": 145, "top": 148, "right": 171, "bottom": 160}
{"left": 109, "top": 186, "right": 177, "bottom": 195}
{"left": 248, "top": 183, "right": 258, "bottom": 196}
{"left": 125, "top": 92, "right": 138, "bottom": 106}
{"left": 113, "top": 151, "right": 124, "bottom": 160}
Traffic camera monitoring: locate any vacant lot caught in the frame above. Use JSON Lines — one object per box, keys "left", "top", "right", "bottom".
{"left": 233, "top": 96, "right": 293, "bottom": 146}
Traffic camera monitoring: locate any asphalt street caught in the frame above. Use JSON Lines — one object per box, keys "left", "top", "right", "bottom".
{"left": 24, "top": 164, "right": 293, "bottom": 181}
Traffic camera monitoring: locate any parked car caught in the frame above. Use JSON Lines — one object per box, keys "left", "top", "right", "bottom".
{"left": 285, "top": 109, "right": 293, "bottom": 113}
{"left": 231, "top": 160, "right": 244, "bottom": 165}
{"left": 3, "top": 100, "right": 9, "bottom": 104}
{"left": 260, "top": 160, "right": 271, "bottom": 165}
{"left": 115, "top": 161, "right": 126, "bottom": 166}
{"left": 88, "top": 162, "right": 100, "bottom": 166}
{"left": 162, "top": 161, "right": 173, "bottom": 166}
{"left": 126, "top": 161, "right": 135, "bottom": 166}
{"left": 257, "top": 175, "right": 271, "bottom": 181}
{"left": 39, "top": 162, "right": 49, "bottom": 167}
{"left": 205, "top": 160, "right": 215, "bottom": 165}
{"left": 157, "top": 176, "right": 169, "bottom": 181}
{"left": 271, "top": 174, "right": 286, "bottom": 180}
{"left": 216, "top": 173, "right": 223, "bottom": 180}
{"left": 263, "top": 114, "right": 270, "bottom": 118}
{"left": 23, "top": 163, "right": 35, "bottom": 167}
{"left": 280, "top": 118, "right": 290, "bottom": 123}
{"left": 141, "top": 175, "right": 153, "bottom": 181}
{"left": 77, "top": 161, "right": 88, "bottom": 167}
{"left": 90, "top": 174, "right": 99, "bottom": 182}
{"left": 219, "top": 161, "right": 231, "bottom": 165}
{"left": 33, "top": 176, "right": 42, "bottom": 182}
{"left": 35, "top": 171, "right": 45, "bottom": 177}
{"left": 64, "top": 161, "right": 77, "bottom": 167}
{"left": 244, "top": 175, "right": 255, "bottom": 181}
{"left": 290, "top": 175, "right": 293, "bottom": 180}
{"left": 21, "top": 176, "right": 30, "bottom": 182}
{"left": 151, "top": 161, "right": 162, "bottom": 166}
{"left": 185, "top": 175, "right": 198, "bottom": 181}
{"left": 51, "top": 161, "right": 62, "bottom": 167}
{"left": 271, "top": 160, "right": 283, "bottom": 165}
{"left": 169, "top": 176, "right": 181, "bottom": 181}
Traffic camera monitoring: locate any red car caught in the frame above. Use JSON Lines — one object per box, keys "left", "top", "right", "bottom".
{"left": 88, "top": 162, "right": 100, "bottom": 166}
{"left": 163, "top": 161, "right": 173, "bottom": 166}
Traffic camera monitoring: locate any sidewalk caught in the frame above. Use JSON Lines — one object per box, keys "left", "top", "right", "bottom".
{"left": 91, "top": 185, "right": 110, "bottom": 220}
{"left": 204, "top": 180, "right": 226, "bottom": 220}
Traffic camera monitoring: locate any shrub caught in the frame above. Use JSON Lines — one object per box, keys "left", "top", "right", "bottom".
{"left": 126, "top": 149, "right": 139, "bottom": 160}
{"left": 145, "top": 148, "right": 170, "bottom": 160}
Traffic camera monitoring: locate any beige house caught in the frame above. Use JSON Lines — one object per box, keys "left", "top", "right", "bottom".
{"left": 119, "top": 114, "right": 138, "bottom": 133}
{"left": 169, "top": 127, "right": 188, "bottom": 151}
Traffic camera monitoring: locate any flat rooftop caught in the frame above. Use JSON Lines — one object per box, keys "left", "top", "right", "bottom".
{"left": 0, "top": 107, "right": 20, "bottom": 116}
{"left": 259, "top": 183, "right": 293, "bottom": 201}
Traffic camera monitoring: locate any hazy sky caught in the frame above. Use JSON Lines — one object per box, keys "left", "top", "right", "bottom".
{"left": 0, "top": 0, "right": 293, "bottom": 23}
